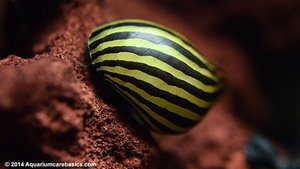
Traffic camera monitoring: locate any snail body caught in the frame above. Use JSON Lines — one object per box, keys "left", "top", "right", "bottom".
{"left": 88, "top": 19, "right": 221, "bottom": 133}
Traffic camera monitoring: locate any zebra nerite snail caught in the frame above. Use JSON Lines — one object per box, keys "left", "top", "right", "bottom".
{"left": 87, "top": 19, "right": 222, "bottom": 134}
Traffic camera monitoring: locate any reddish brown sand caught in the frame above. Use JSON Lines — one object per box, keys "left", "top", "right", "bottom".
{"left": 0, "top": 0, "right": 297, "bottom": 168}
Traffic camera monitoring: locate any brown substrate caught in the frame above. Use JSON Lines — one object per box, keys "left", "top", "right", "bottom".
{"left": 0, "top": 1, "right": 156, "bottom": 168}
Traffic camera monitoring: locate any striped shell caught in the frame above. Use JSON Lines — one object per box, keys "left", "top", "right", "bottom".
{"left": 88, "top": 19, "right": 221, "bottom": 134}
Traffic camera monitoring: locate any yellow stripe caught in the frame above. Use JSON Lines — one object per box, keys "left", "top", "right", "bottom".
{"left": 106, "top": 74, "right": 200, "bottom": 120}
{"left": 93, "top": 52, "right": 218, "bottom": 94}
{"left": 90, "top": 38, "right": 218, "bottom": 82}
{"left": 91, "top": 19, "right": 190, "bottom": 43}
{"left": 105, "top": 75, "right": 187, "bottom": 132}
{"left": 98, "top": 66, "right": 211, "bottom": 108}
{"left": 88, "top": 25, "right": 215, "bottom": 76}
{"left": 105, "top": 79, "right": 163, "bottom": 132}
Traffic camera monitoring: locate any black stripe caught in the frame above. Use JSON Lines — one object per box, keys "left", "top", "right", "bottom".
{"left": 97, "top": 60, "right": 217, "bottom": 105}
{"left": 91, "top": 45, "right": 217, "bottom": 86}
{"left": 90, "top": 21, "right": 192, "bottom": 47}
{"left": 111, "top": 86, "right": 178, "bottom": 133}
{"left": 105, "top": 74, "right": 198, "bottom": 129}
{"left": 133, "top": 110, "right": 179, "bottom": 134}
{"left": 89, "top": 31, "right": 214, "bottom": 74}
{"left": 101, "top": 65, "right": 210, "bottom": 114}
{"left": 105, "top": 78, "right": 177, "bottom": 133}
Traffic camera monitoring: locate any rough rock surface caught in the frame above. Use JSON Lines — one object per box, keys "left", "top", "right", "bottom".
{"left": 0, "top": 1, "right": 156, "bottom": 168}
